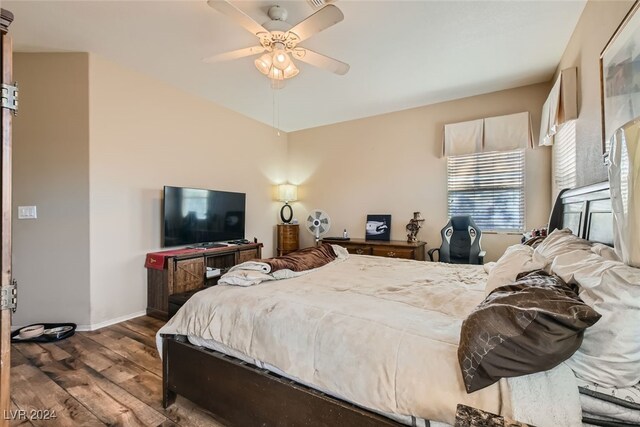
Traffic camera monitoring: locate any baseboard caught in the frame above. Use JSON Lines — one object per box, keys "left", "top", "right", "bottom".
{"left": 11, "top": 310, "right": 148, "bottom": 333}
{"left": 77, "top": 310, "right": 148, "bottom": 331}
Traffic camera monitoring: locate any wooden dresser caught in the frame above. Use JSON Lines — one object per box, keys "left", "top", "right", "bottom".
{"left": 322, "top": 238, "right": 426, "bottom": 261}
{"left": 277, "top": 224, "right": 299, "bottom": 256}
{"left": 146, "top": 243, "right": 262, "bottom": 320}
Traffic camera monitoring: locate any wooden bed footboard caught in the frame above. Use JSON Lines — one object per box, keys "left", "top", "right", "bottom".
{"left": 162, "top": 335, "right": 404, "bottom": 427}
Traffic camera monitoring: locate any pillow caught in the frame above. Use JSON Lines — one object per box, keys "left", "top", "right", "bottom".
{"left": 484, "top": 244, "right": 547, "bottom": 295}
{"left": 483, "top": 261, "right": 496, "bottom": 275}
{"left": 458, "top": 270, "right": 601, "bottom": 393}
{"left": 551, "top": 250, "right": 640, "bottom": 387}
{"left": 534, "top": 228, "right": 592, "bottom": 261}
{"left": 591, "top": 243, "right": 620, "bottom": 261}
{"left": 576, "top": 377, "right": 640, "bottom": 411}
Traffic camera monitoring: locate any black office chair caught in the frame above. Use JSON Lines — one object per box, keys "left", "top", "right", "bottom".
{"left": 428, "top": 216, "right": 486, "bottom": 264}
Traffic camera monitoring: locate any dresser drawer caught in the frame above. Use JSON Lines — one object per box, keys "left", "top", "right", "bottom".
{"left": 371, "top": 247, "right": 414, "bottom": 259}
{"left": 280, "top": 228, "right": 298, "bottom": 238}
{"left": 279, "top": 240, "right": 299, "bottom": 251}
{"left": 343, "top": 245, "right": 372, "bottom": 256}
{"left": 322, "top": 239, "right": 425, "bottom": 261}
{"left": 277, "top": 224, "right": 300, "bottom": 255}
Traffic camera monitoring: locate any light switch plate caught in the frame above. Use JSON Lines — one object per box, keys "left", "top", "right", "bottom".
{"left": 18, "top": 206, "right": 37, "bottom": 219}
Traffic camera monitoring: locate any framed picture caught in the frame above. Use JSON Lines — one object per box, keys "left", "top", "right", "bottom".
{"left": 365, "top": 214, "right": 391, "bottom": 241}
{"left": 600, "top": 1, "right": 640, "bottom": 158}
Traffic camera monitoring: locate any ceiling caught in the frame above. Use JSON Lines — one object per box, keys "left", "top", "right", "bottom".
{"left": 5, "top": 0, "right": 586, "bottom": 132}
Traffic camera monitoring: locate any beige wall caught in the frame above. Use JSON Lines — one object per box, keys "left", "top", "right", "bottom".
{"left": 556, "top": 0, "right": 635, "bottom": 186}
{"left": 12, "top": 53, "right": 287, "bottom": 328}
{"left": 88, "top": 55, "right": 287, "bottom": 325}
{"left": 288, "top": 83, "right": 552, "bottom": 262}
{"left": 13, "top": 53, "right": 91, "bottom": 327}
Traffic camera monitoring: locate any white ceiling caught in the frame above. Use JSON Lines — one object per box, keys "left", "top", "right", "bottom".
{"left": 5, "top": 0, "right": 586, "bottom": 132}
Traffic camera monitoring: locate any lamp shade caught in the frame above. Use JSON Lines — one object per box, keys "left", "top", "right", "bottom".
{"left": 277, "top": 184, "right": 298, "bottom": 202}
{"left": 254, "top": 53, "right": 272, "bottom": 75}
{"left": 283, "top": 62, "right": 299, "bottom": 79}
{"left": 272, "top": 49, "right": 291, "bottom": 70}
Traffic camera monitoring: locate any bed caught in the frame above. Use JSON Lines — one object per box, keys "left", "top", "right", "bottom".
{"left": 158, "top": 181, "right": 629, "bottom": 427}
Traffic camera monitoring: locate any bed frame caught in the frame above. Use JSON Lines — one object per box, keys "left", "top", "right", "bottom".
{"left": 548, "top": 181, "right": 613, "bottom": 245}
{"left": 162, "top": 181, "right": 613, "bottom": 427}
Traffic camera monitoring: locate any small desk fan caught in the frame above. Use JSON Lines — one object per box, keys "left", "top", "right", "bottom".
{"left": 305, "top": 210, "right": 331, "bottom": 245}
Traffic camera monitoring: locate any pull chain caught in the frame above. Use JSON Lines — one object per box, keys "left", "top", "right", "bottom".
{"left": 271, "top": 80, "right": 281, "bottom": 137}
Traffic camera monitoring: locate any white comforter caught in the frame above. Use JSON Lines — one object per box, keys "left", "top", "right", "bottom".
{"left": 157, "top": 254, "right": 582, "bottom": 426}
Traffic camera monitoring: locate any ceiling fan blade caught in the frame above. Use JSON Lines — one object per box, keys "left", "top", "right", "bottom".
{"left": 292, "top": 48, "right": 350, "bottom": 75}
{"left": 202, "top": 46, "right": 266, "bottom": 63}
{"left": 207, "top": 0, "right": 268, "bottom": 36}
{"left": 288, "top": 4, "right": 343, "bottom": 42}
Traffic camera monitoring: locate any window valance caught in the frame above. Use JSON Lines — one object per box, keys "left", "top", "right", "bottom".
{"left": 539, "top": 67, "right": 578, "bottom": 146}
{"left": 443, "top": 112, "right": 533, "bottom": 157}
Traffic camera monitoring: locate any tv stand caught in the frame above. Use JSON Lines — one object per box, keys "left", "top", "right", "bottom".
{"left": 145, "top": 242, "right": 263, "bottom": 320}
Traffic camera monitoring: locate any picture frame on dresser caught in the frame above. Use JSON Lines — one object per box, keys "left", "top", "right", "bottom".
{"left": 600, "top": 0, "right": 640, "bottom": 158}
{"left": 365, "top": 214, "right": 391, "bottom": 241}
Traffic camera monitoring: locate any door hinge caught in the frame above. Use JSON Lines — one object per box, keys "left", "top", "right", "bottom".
{"left": 1, "top": 82, "right": 18, "bottom": 115}
{"left": 0, "top": 280, "right": 17, "bottom": 312}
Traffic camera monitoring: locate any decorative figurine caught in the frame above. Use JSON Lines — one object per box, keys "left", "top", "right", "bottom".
{"left": 406, "top": 212, "right": 425, "bottom": 243}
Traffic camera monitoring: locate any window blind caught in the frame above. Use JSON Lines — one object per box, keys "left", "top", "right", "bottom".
{"left": 552, "top": 120, "right": 577, "bottom": 199}
{"left": 447, "top": 149, "right": 525, "bottom": 232}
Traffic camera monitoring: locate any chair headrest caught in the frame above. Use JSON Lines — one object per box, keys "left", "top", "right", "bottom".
{"left": 451, "top": 216, "right": 473, "bottom": 230}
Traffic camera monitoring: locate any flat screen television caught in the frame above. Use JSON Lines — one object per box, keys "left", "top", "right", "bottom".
{"left": 162, "top": 186, "right": 246, "bottom": 247}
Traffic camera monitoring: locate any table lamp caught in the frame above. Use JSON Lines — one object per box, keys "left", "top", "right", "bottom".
{"left": 277, "top": 184, "right": 298, "bottom": 223}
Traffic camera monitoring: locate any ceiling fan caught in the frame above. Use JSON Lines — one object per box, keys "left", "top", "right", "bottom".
{"left": 203, "top": 0, "right": 350, "bottom": 84}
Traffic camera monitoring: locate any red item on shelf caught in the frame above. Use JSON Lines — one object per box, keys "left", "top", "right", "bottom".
{"left": 144, "top": 248, "right": 200, "bottom": 270}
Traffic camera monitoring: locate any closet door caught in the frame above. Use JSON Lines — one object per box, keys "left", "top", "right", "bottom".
{"left": 0, "top": 9, "right": 14, "bottom": 425}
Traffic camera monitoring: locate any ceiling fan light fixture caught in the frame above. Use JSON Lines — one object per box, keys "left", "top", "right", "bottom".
{"left": 268, "top": 66, "right": 285, "bottom": 81}
{"left": 254, "top": 53, "right": 273, "bottom": 75}
{"left": 272, "top": 49, "right": 291, "bottom": 70}
{"left": 283, "top": 62, "right": 299, "bottom": 79}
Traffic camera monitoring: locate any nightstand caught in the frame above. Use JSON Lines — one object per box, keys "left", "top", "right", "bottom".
{"left": 277, "top": 224, "right": 299, "bottom": 256}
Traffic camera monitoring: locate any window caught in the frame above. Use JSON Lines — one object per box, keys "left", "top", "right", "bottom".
{"left": 447, "top": 149, "right": 525, "bottom": 232}
{"left": 552, "top": 120, "right": 577, "bottom": 199}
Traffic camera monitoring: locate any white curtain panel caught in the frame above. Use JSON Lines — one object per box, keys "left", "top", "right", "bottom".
{"left": 609, "top": 119, "right": 640, "bottom": 267}
{"left": 484, "top": 112, "right": 533, "bottom": 152}
{"left": 540, "top": 76, "right": 562, "bottom": 146}
{"left": 443, "top": 119, "right": 483, "bottom": 156}
{"left": 539, "top": 67, "right": 578, "bottom": 147}
{"left": 443, "top": 113, "right": 532, "bottom": 156}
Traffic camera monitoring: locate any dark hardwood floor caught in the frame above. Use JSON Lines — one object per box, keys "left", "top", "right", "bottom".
{"left": 10, "top": 316, "right": 225, "bottom": 426}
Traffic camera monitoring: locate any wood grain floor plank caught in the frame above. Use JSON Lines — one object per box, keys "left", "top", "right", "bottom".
{"left": 57, "top": 334, "right": 220, "bottom": 427}
{"left": 10, "top": 316, "right": 224, "bottom": 427}
{"left": 106, "top": 323, "right": 159, "bottom": 350}
{"left": 40, "top": 358, "right": 167, "bottom": 427}
{"left": 164, "top": 396, "right": 227, "bottom": 427}
{"left": 119, "top": 372, "right": 225, "bottom": 427}
{"left": 53, "top": 334, "right": 144, "bottom": 384}
{"left": 59, "top": 334, "right": 223, "bottom": 426}
{"left": 119, "top": 318, "right": 163, "bottom": 339}
{"left": 83, "top": 329, "right": 161, "bottom": 376}
{"left": 12, "top": 342, "right": 72, "bottom": 367}
{"left": 11, "top": 363, "right": 104, "bottom": 427}
{"left": 10, "top": 346, "right": 29, "bottom": 368}
{"left": 127, "top": 315, "right": 165, "bottom": 331}
{"left": 9, "top": 399, "right": 34, "bottom": 426}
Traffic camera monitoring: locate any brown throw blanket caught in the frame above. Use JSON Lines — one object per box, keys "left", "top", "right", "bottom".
{"left": 259, "top": 243, "right": 337, "bottom": 272}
